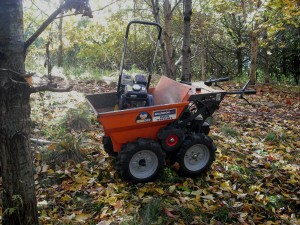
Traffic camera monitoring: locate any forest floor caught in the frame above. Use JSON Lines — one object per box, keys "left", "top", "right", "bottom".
{"left": 2, "top": 75, "right": 300, "bottom": 225}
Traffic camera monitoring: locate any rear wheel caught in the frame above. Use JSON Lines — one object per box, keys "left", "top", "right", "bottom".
{"left": 157, "top": 126, "right": 184, "bottom": 152}
{"left": 117, "top": 139, "right": 166, "bottom": 183}
{"left": 176, "top": 134, "right": 216, "bottom": 176}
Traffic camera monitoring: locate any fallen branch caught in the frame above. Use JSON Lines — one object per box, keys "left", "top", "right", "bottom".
{"left": 31, "top": 138, "right": 52, "bottom": 145}
{"left": 30, "top": 83, "right": 73, "bottom": 93}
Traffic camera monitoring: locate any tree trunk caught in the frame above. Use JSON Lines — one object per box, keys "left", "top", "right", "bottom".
{"left": 181, "top": 0, "right": 192, "bottom": 82}
{"left": 264, "top": 49, "right": 270, "bottom": 83}
{"left": 151, "top": 0, "right": 167, "bottom": 75}
{"left": 236, "top": 47, "right": 243, "bottom": 77}
{"left": 262, "top": 38, "right": 270, "bottom": 84}
{"left": 248, "top": 0, "right": 261, "bottom": 85}
{"left": 249, "top": 31, "right": 258, "bottom": 84}
{"left": 0, "top": 1, "right": 39, "bottom": 224}
{"left": 281, "top": 33, "right": 287, "bottom": 76}
{"left": 200, "top": 40, "right": 206, "bottom": 81}
{"left": 198, "top": 12, "right": 206, "bottom": 81}
{"left": 163, "top": 0, "right": 176, "bottom": 80}
{"left": 57, "top": 5, "right": 64, "bottom": 67}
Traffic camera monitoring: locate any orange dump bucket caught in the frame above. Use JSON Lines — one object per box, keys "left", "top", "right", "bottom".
{"left": 86, "top": 76, "right": 191, "bottom": 151}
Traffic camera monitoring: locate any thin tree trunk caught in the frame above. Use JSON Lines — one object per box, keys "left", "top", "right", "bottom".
{"left": 163, "top": 0, "right": 176, "bottom": 80}
{"left": 293, "top": 53, "right": 300, "bottom": 85}
{"left": 181, "top": 0, "right": 192, "bottom": 82}
{"left": 0, "top": 1, "right": 39, "bottom": 224}
{"left": 264, "top": 49, "right": 270, "bottom": 83}
{"left": 151, "top": 0, "right": 167, "bottom": 75}
{"left": 199, "top": 13, "right": 206, "bottom": 81}
{"left": 281, "top": 33, "right": 287, "bottom": 76}
{"left": 248, "top": 0, "right": 262, "bottom": 85}
{"left": 263, "top": 31, "right": 270, "bottom": 84}
{"left": 249, "top": 31, "right": 258, "bottom": 84}
{"left": 200, "top": 39, "right": 206, "bottom": 81}
{"left": 57, "top": 4, "right": 64, "bottom": 67}
{"left": 237, "top": 47, "right": 243, "bottom": 76}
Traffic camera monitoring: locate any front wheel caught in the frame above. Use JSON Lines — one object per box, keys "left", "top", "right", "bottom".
{"left": 176, "top": 134, "right": 216, "bottom": 177}
{"left": 117, "top": 139, "right": 166, "bottom": 183}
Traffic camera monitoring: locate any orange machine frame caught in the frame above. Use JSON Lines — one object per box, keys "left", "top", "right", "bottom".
{"left": 87, "top": 76, "right": 193, "bottom": 151}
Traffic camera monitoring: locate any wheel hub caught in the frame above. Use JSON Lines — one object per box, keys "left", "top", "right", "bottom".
{"left": 129, "top": 150, "right": 159, "bottom": 179}
{"left": 184, "top": 144, "right": 210, "bottom": 171}
{"left": 192, "top": 153, "right": 199, "bottom": 159}
{"left": 139, "top": 159, "right": 146, "bottom": 167}
{"left": 166, "top": 134, "right": 179, "bottom": 147}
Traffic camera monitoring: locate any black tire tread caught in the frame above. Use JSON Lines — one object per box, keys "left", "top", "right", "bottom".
{"left": 117, "top": 139, "right": 166, "bottom": 183}
{"left": 102, "top": 136, "right": 117, "bottom": 156}
{"left": 176, "top": 134, "right": 216, "bottom": 177}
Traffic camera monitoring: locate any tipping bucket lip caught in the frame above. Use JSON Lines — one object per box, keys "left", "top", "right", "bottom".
{"left": 86, "top": 88, "right": 190, "bottom": 152}
{"left": 86, "top": 92, "right": 118, "bottom": 114}
{"left": 97, "top": 101, "right": 189, "bottom": 131}
{"left": 97, "top": 101, "right": 189, "bottom": 152}
{"left": 87, "top": 93, "right": 189, "bottom": 152}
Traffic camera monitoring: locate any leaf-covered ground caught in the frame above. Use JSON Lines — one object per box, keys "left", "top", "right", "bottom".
{"left": 2, "top": 78, "right": 300, "bottom": 225}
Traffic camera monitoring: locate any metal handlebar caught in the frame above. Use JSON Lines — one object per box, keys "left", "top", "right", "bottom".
{"left": 244, "top": 90, "right": 256, "bottom": 95}
{"left": 118, "top": 20, "right": 162, "bottom": 94}
{"left": 204, "top": 77, "right": 229, "bottom": 86}
{"left": 125, "top": 20, "right": 162, "bottom": 39}
{"left": 228, "top": 90, "right": 256, "bottom": 95}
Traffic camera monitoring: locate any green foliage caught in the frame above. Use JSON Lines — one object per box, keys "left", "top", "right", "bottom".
{"left": 265, "top": 132, "right": 277, "bottom": 142}
{"left": 160, "top": 167, "right": 179, "bottom": 183}
{"left": 23, "top": 0, "right": 300, "bottom": 84}
{"left": 178, "top": 207, "right": 202, "bottom": 224}
{"left": 139, "top": 198, "right": 166, "bottom": 225}
{"left": 214, "top": 206, "right": 237, "bottom": 223}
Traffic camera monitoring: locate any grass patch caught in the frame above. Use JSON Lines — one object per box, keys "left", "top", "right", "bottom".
{"left": 265, "top": 132, "right": 277, "bottom": 142}
{"left": 220, "top": 124, "right": 239, "bottom": 137}
{"left": 60, "top": 108, "right": 91, "bottom": 131}
{"left": 178, "top": 207, "right": 203, "bottom": 224}
{"left": 138, "top": 198, "right": 168, "bottom": 225}
{"left": 213, "top": 206, "right": 237, "bottom": 223}
{"left": 160, "top": 167, "right": 179, "bottom": 183}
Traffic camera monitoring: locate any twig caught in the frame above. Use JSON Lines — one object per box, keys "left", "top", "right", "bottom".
{"left": 31, "top": 138, "right": 53, "bottom": 145}
{"left": 0, "top": 68, "right": 34, "bottom": 78}
{"left": 30, "top": 84, "right": 73, "bottom": 93}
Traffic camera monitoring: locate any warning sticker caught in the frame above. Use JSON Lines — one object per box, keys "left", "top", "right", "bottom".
{"left": 153, "top": 109, "right": 177, "bottom": 122}
{"left": 136, "top": 112, "right": 152, "bottom": 123}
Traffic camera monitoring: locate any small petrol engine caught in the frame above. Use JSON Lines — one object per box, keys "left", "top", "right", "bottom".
{"left": 119, "top": 74, "right": 154, "bottom": 109}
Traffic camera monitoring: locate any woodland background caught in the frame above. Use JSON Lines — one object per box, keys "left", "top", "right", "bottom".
{"left": 24, "top": 0, "right": 299, "bottom": 85}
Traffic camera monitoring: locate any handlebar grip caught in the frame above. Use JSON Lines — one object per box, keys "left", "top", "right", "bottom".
{"left": 217, "top": 77, "right": 229, "bottom": 82}
{"left": 204, "top": 77, "right": 229, "bottom": 86}
{"left": 244, "top": 90, "right": 256, "bottom": 95}
{"left": 180, "top": 80, "right": 192, "bottom": 85}
{"left": 204, "top": 81, "right": 212, "bottom": 86}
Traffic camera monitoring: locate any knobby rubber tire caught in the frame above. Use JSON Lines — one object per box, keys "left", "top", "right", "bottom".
{"left": 102, "top": 136, "right": 117, "bottom": 157}
{"left": 176, "top": 134, "right": 216, "bottom": 177}
{"left": 117, "top": 139, "right": 166, "bottom": 183}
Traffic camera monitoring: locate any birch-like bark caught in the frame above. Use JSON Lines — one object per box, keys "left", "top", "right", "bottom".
{"left": 163, "top": 0, "right": 176, "bottom": 80}
{"left": 181, "top": 0, "right": 192, "bottom": 82}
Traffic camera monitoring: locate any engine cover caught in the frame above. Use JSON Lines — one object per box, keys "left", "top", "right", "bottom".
{"left": 119, "top": 75, "right": 154, "bottom": 109}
